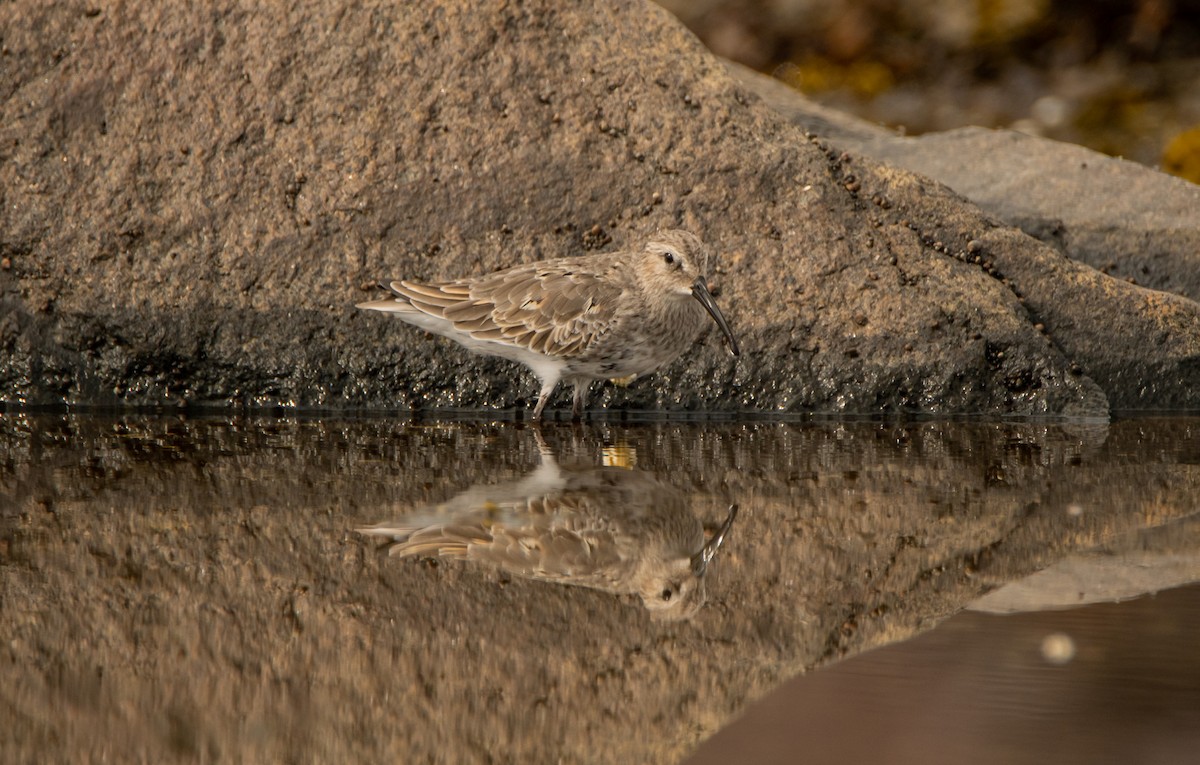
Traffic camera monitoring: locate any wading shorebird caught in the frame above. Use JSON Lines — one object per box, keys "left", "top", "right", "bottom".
{"left": 356, "top": 230, "right": 739, "bottom": 419}
{"left": 358, "top": 443, "right": 738, "bottom": 621}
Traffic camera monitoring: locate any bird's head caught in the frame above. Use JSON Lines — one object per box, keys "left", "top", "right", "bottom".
{"left": 636, "top": 504, "right": 739, "bottom": 621}
{"left": 638, "top": 230, "right": 739, "bottom": 356}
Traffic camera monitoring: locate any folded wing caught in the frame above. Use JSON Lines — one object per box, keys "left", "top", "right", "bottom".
{"left": 368, "top": 260, "right": 624, "bottom": 359}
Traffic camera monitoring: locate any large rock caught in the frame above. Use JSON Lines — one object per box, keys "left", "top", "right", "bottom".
{"left": 848, "top": 128, "right": 1200, "bottom": 304}
{"left": 732, "top": 61, "right": 1200, "bottom": 303}
{"left": 733, "top": 62, "right": 1200, "bottom": 397}
{"left": 1, "top": 0, "right": 1198, "bottom": 415}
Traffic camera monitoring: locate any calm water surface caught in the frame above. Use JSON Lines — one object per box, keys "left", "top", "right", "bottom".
{"left": 1, "top": 413, "right": 1197, "bottom": 763}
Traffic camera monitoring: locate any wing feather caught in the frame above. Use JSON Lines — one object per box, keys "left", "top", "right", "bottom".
{"left": 470, "top": 522, "right": 623, "bottom": 583}
{"left": 372, "top": 255, "right": 626, "bottom": 360}
{"left": 443, "top": 300, "right": 496, "bottom": 323}
{"left": 399, "top": 281, "right": 464, "bottom": 303}
{"left": 361, "top": 484, "right": 635, "bottom": 590}
{"left": 469, "top": 259, "right": 624, "bottom": 358}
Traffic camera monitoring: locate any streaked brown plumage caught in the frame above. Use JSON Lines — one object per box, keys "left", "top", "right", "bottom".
{"left": 358, "top": 445, "right": 738, "bottom": 620}
{"left": 356, "top": 230, "right": 738, "bottom": 418}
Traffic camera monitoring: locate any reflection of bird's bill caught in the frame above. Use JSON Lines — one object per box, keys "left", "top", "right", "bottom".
{"left": 691, "top": 277, "right": 739, "bottom": 357}
{"left": 691, "top": 504, "right": 739, "bottom": 577}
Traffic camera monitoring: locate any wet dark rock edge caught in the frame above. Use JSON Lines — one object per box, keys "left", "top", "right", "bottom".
{"left": 2, "top": 1, "right": 1199, "bottom": 418}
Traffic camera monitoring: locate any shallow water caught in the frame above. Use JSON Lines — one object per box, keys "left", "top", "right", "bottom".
{"left": 688, "top": 581, "right": 1200, "bottom": 765}
{"left": 1, "top": 413, "right": 1197, "bottom": 763}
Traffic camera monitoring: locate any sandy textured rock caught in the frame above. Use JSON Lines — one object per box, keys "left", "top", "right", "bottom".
{"left": 1, "top": 1, "right": 1198, "bottom": 415}
{"left": 732, "top": 63, "right": 1200, "bottom": 402}
{"left": 727, "top": 64, "right": 1200, "bottom": 304}
{"left": 847, "top": 128, "right": 1200, "bottom": 304}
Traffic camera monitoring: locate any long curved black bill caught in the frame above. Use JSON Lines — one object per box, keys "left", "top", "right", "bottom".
{"left": 691, "top": 504, "right": 739, "bottom": 577}
{"left": 691, "top": 277, "right": 740, "bottom": 357}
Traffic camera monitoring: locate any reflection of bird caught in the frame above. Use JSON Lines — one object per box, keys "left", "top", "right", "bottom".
{"left": 358, "top": 446, "right": 737, "bottom": 620}
{"left": 356, "top": 230, "right": 739, "bottom": 419}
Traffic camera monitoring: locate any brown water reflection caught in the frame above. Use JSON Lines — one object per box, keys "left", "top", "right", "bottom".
{"left": 359, "top": 438, "right": 738, "bottom": 621}
{"left": 689, "top": 581, "right": 1200, "bottom": 765}
{"left": 0, "top": 414, "right": 1197, "bottom": 763}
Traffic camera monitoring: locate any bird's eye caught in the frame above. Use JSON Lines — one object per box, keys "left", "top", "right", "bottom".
{"left": 663, "top": 251, "right": 675, "bottom": 266}
{"left": 661, "top": 588, "right": 673, "bottom": 601}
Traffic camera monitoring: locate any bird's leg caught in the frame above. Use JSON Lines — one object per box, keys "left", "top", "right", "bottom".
{"left": 531, "top": 423, "right": 551, "bottom": 454}
{"left": 532, "top": 378, "right": 558, "bottom": 421}
{"left": 571, "top": 381, "right": 590, "bottom": 421}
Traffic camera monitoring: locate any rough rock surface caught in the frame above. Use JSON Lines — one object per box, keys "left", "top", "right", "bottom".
{"left": 850, "top": 129, "right": 1200, "bottom": 305}
{"left": 1, "top": 0, "right": 1199, "bottom": 415}
{"left": 733, "top": 63, "right": 1200, "bottom": 317}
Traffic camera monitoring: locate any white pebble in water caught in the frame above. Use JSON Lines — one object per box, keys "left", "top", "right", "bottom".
{"left": 1041, "top": 632, "right": 1077, "bottom": 664}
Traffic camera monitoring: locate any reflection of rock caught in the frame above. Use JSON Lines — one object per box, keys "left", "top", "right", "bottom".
{"left": 4, "top": 416, "right": 1200, "bottom": 764}
{"left": 970, "top": 550, "right": 1200, "bottom": 614}
{"left": 359, "top": 445, "right": 737, "bottom": 620}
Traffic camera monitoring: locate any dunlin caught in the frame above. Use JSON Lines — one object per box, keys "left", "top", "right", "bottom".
{"left": 359, "top": 441, "right": 738, "bottom": 620}
{"left": 356, "top": 230, "right": 739, "bottom": 418}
